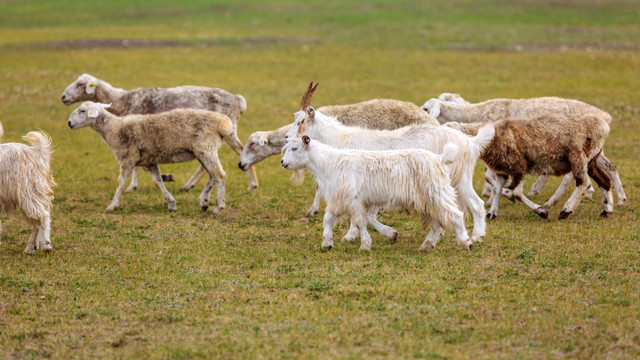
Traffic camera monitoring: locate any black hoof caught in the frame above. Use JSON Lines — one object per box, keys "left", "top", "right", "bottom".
{"left": 486, "top": 213, "right": 496, "bottom": 220}
{"left": 161, "top": 174, "right": 175, "bottom": 182}
{"left": 391, "top": 232, "right": 398, "bottom": 243}
{"left": 558, "top": 210, "right": 572, "bottom": 219}
{"left": 201, "top": 205, "right": 209, "bottom": 212}
{"left": 536, "top": 207, "right": 549, "bottom": 219}
{"left": 468, "top": 243, "right": 474, "bottom": 252}
{"left": 322, "top": 245, "right": 332, "bottom": 251}
{"left": 600, "top": 211, "right": 612, "bottom": 218}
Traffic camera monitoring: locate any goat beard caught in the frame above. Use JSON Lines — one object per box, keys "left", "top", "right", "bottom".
{"left": 290, "top": 169, "right": 305, "bottom": 186}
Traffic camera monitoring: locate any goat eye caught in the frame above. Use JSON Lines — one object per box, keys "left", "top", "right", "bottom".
{"left": 291, "top": 147, "right": 297, "bottom": 151}
{"left": 76, "top": 83, "right": 83, "bottom": 88}
{"left": 79, "top": 109, "right": 85, "bottom": 113}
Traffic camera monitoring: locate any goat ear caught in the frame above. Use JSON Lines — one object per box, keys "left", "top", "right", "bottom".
{"left": 306, "top": 106, "right": 315, "bottom": 120}
{"left": 302, "top": 135, "right": 311, "bottom": 147}
{"left": 428, "top": 101, "right": 441, "bottom": 119}
{"left": 87, "top": 106, "right": 100, "bottom": 118}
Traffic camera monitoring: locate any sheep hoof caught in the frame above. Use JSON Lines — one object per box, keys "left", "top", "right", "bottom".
{"left": 305, "top": 209, "right": 319, "bottom": 218}
{"left": 161, "top": 174, "right": 175, "bottom": 182}
{"left": 558, "top": 209, "right": 572, "bottom": 219}
{"left": 486, "top": 212, "right": 496, "bottom": 220}
{"left": 201, "top": 205, "right": 209, "bottom": 212}
{"left": 535, "top": 207, "right": 549, "bottom": 219}
{"left": 600, "top": 210, "right": 612, "bottom": 218}
{"left": 390, "top": 231, "right": 398, "bottom": 243}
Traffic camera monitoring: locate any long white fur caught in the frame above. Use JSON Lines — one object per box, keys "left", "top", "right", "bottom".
{"left": 281, "top": 136, "right": 471, "bottom": 252}
{"left": 0, "top": 128, "right": 55, "bottom": 254}
{"left": 285, "top": 107, "right": 494, "bottom": 243}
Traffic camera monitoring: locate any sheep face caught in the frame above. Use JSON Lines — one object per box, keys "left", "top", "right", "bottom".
{"left": 61, "top": 74, "right": 99, "bottom": 105}
{"left": 420, "top": 98, "right": 442, "bottom": 119}
{"left": 239, "top": 131, "right": 275, "bottom": 170}
{"left": 68, "top": 101, "right": 110, "bottom": 130}
{"left": 280, "top": 135, "right": 311, "bottom": 171}
{"left": 437, "top": 93, "right": 469, "bottom": 105}
{"left": 284, "top": 107, "right": 316, "bottom": 143}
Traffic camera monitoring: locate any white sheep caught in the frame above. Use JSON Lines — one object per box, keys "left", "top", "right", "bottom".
{"left": 281, "top": 135, "right": 472, "bottom": 252}
{"left": 285, "top": 102, "right": 494, "bottom": 243}
{"left": 67, "top": 101, "right": 232, "bottom": 213}
{"left": 0, "top": 128, "right": 55, "bottom": 254}
{"left": 443, "top": 115, "right": 613, "bottom": 219}
{"left": 61, "top": 73, "right": 258, "bottom": 192}
{"left": 422, "top": 95, "right": 626, "bottom": 205}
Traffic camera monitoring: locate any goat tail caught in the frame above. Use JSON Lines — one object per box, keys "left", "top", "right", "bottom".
{"left": 439, "top": 143, "right": 459, "bottom": 166}
{"left": 23, "top": 131, "right": 53, "bottom": 159}
{"left": 290, "top": 169, "right": 305, "bottom": 186}
{"left": 470, "top": 122, "right": 495, "bottom": 156}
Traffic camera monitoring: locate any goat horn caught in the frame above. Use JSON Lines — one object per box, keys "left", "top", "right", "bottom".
{"left": 299, "top": 81, "right": 318, "bottom": 111}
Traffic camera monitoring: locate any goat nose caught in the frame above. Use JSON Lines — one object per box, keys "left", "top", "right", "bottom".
{"left": 67, "top": 121, "right": 71, "bottom": 128}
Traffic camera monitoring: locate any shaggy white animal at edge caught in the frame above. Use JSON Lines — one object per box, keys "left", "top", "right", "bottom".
{"left": 285, "top": 102, "right": 494, "bottom": 243}
{"left": 60, "top": 73, "right": 258, "bottom": 192}
{"left": 67, "top": 102, "right": 232, "bottom": 213}
{"left": 281, "top": 135, "right": 472, "bottom": 252}
{"left": 0, "top": 126, "right": 55, "bottom": 254}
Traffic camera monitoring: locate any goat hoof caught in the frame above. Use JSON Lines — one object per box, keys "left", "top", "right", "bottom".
{"left": 391, "top": 231, "right": 398, "bottom": 242}
{"left": 486, "top": 213, "right": 496, "bottom": 220}
{"left": 467, "top": 243, "right": 474, "bottom": 252}
{"left": 419, "top": 243, "right": 434, "bottom": 252}
{"left": 247, "top": 184, "right": 258, "bottom": 192}
{"left": 305, "top": 209, "right": 319, "bottom": 218}
{"left": 600, "top": 210, "right": 612, "bottom": 218}
{"left": 535, "top": 207, "right": 549, "bottom": 219}
{"left": 321, "top": 245, "right": 332, "bottom": 251}
{"left": 358, "top": 246, "right": 371, "bottom": 252}
{"left": 23, "top": 247, "right": 36, "bottom": 255}
{"left": 201, "top": 205, "right": 208, "bottom": 212}
{"left": 558, "top": 210, "right": 572, "bottom": 219}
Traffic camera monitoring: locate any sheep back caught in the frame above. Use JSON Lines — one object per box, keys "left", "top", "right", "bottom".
{"left": 319, "top": 99, "right": 438, "bottom": 129}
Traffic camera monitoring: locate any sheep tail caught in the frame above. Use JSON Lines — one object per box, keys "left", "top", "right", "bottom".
{"left": 439, "top": 143, "right": 459, "bottom": 166}
{"left": 237, "top": 95, "right": 247, "bottom": 114}
{"left": 216, "top": 115, "right": 234, "bottom": 138}
{"left": 23, "top": 131, "right": 54, "bottom": 160}
{"left": 470, "top": 122, "right": 495, "bottom": 155}
{"left": 0, "top": 121, "right": 3, "bottom": 140}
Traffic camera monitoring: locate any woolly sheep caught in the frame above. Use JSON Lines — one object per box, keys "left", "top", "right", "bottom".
{"left": 61, "top": 73, "right": 258, "bottom": 192}
{"left": 67, "top": 101, "right": 232, "bottom": 213}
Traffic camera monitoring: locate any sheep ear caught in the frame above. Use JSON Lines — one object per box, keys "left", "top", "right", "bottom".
{"left": 258, "top": 133, "right": 269, "bottom": 146}
{"left": 87, "top": 106, "right": 100, "bottom": 118}
{"left": 428, "top": 101, "right": 441, "bottom": 119}
{"left": 302, "top": 135, "right": 311, "bottom": 147}
{"left": 86, "top": 82, "right": 97, "bottom": 94}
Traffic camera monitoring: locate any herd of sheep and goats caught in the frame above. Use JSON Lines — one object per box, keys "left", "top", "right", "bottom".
{"left": 0, "top": 74, "right": 627, "bottom": 254}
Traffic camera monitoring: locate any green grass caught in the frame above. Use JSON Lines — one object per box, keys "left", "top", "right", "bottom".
{"left": 1, "top": 0, "right": 639, "bottom": 358}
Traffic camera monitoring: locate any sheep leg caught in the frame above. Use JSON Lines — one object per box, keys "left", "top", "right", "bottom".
{"left": 125, "top": 167, "right": 140, "bottom": 192}
{"left": 305, "top": 184, "right": 321, "bottom": 217}
{"left": 107, "top": 164, "right": 135, "bottom": 211}
{"left": 145, "top": 165, "right": 177, "bottom": 212}
{"left": 198, "top": 152, "right": 227, "bottom": 214}
{"left": 598, "top": 152, "right": 626, "bottom": 205}
{"left": 558, "top": 160, "right": 591, "bottom": 219}
{"left": 225, "top": 134, "right": 259, "bottom": 192}
{"left": 486, "top": 170, "right": 506, "bottom": 220}
{"left": 587, "top": 159, "right": 614, "bottom": 217}
{"left": 457, "top": 176, "right": 486, "bottom": 242}
{"left": 321, "top": 212, "right": 337, "bottom": 250}
{"left": 180, "top": 166, "right": 206, "bottom": 191}
{"left": 511, "top": 177, "right": 549, "bottom": 219}
{"left": 528, "top": 175, "right": 549, "bottom": 196}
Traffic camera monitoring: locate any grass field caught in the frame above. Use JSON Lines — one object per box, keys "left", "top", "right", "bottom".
{"left": 1, "top": 0, "right": 639, "bottom": 358}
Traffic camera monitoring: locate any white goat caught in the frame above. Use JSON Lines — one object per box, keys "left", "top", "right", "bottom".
{"left": 422, "top": 95, "right": 626, "bottom": 206}
{"left": 0, "top": 127, "right": 55, "bottom": 254}
{"left": 281, "top": 135, "right": 472, "bottom": 252}
{"left": 285, "top": 100, "right": 494, "bottom": 243}
{"left": 444, "top": 116, "right": 613, "bottom": 220}
{"left": 67, "top": 102, "right": 232, "bottom": 213}
{"left": 61, "top": 73, "right": 258, "bottom": 192}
